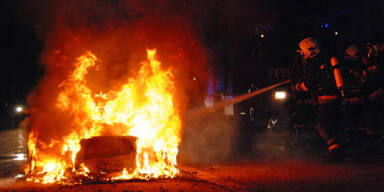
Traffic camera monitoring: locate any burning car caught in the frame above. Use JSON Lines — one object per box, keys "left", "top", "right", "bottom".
{"left": 25, "top": 49, "right": 181, "bottom": 183}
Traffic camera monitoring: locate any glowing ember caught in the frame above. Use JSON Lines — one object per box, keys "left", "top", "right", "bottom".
{"left": 26, "top": 49, "right": 181, "bottom": 183}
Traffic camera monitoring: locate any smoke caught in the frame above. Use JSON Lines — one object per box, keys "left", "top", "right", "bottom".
{"left": 16, "top": 0, "right": 208, "bottom": 152}
{"left": 179, "top": 112, "right": 239, "bottom": 165}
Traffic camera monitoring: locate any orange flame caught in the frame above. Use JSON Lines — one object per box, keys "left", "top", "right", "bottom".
{"left": 26, "top": 49, "right": 181, "bottom": 183}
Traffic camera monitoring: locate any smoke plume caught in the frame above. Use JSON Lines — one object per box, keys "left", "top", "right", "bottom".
{"left": 17, "top": 0, "right": 209, "bottom": 156}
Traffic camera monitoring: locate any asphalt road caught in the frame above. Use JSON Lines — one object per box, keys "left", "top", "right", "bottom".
{"left": 0, "top": 128, "right": 27, "bottom": 179}
{"left": 0, "top": 128, "right": 384, "bottom": 192}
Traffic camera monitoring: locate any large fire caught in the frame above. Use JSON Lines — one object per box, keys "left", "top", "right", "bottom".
{"left": 26, "top": 49, "right": 181, "bottom": 183}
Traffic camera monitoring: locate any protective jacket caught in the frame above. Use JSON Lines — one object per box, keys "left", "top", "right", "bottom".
{"left": 296, "top": 52, "right": 341, "bottom": 104}
{"left": 341, "top": 58, "right": 364, "bottom": 104}
{"left": 362, "top": 50, "right": 384, "bottom": 101}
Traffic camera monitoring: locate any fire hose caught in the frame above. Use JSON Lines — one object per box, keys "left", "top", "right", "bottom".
{"left": 187, "top": 80, "right": 290, "bottom": 118}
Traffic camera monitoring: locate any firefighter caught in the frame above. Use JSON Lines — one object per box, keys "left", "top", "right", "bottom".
{"left": 360, "top": 42, "right": 384, "bottom": 152}
{"left": 293, "top": 37, "right": 345, "bottom": 162}
{"left": 342, "top": 45, "right": 365, "bottom": 128}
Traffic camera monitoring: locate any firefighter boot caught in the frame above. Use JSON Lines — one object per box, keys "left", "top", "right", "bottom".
{"left": 328, "top": 144, "right": 345, "bottom": 162}
{"left": 323, "top": 139, "right": 345, "bottom": 162}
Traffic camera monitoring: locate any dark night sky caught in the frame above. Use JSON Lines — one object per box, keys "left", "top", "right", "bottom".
{"left": 1, "top": 0, "right": 43, "bottom": 105}
{"left": 1, "top": 0, "right": 384, "bottom": 104}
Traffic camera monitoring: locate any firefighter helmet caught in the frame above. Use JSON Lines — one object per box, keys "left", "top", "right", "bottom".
{"left": 345, "top": 45, "right": 360, "bottom": 60}
{"left": 299, "top": 37, "right": 321, "bottom": 59}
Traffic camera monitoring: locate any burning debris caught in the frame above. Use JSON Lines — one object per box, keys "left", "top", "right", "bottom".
{"left": 26, "top": 49, "right": 182, "bottom": 184}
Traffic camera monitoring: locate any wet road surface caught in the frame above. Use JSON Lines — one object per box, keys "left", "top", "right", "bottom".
{"left": 0, "top": 128, "right": 27, "bottom": 179}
